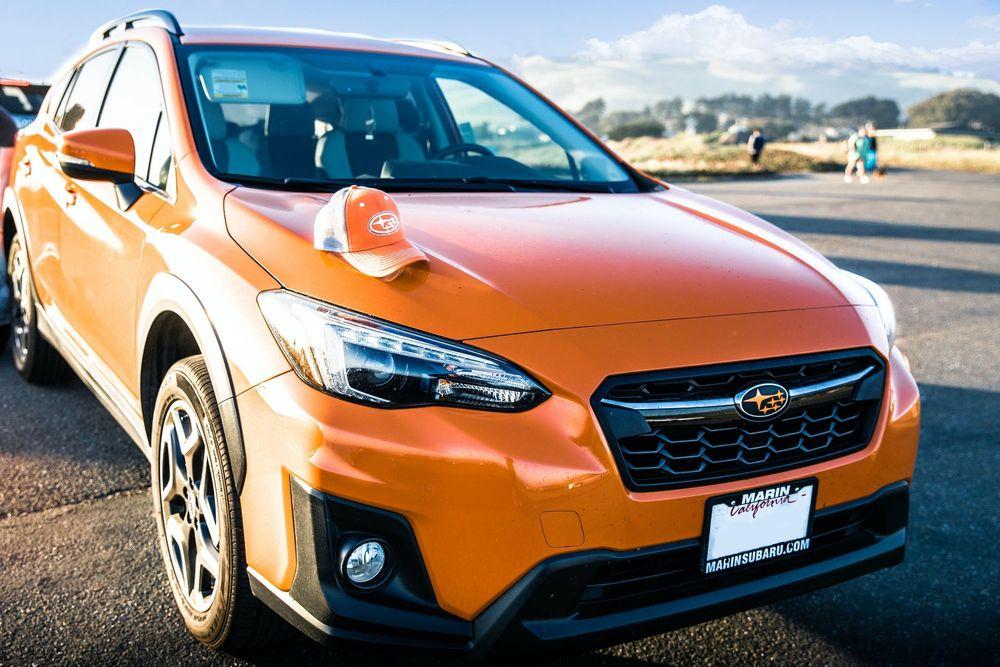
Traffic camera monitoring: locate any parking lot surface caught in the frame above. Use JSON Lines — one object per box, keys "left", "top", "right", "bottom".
{"left": 1, "top": 170, "right": 997, "bottom": 665}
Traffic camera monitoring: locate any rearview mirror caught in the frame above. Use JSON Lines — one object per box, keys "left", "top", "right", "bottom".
{"left": 58, "top": 128, "right": 142, "bottom": 209}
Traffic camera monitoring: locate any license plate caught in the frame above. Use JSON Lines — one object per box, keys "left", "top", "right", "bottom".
{"left": 702, "top": 479, "right": 816, "bottom": 574}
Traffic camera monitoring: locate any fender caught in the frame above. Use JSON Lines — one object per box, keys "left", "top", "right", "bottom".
{"left": 137, "top": 272, "right": 247, "bottom": 491}
{"left": 2, "top": 185, "right": 30, "bottom": 250}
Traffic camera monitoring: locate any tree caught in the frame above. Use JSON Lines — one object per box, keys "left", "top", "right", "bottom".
{"left": 827, "top": 96, "right": 900, "bottom": 128}
{"left": 652, "top": 97, "right": 685, "bottom": 132}
{"left": 574, "top": 98, "right": 606, "bottom": 133}
{"left": 605, "top": 118, "right": 666, "bottom": 141}
{"left": 652, "top": 97, "right": 684, "bottom": 122}
{"left": 906, "top": 89, "right": 1000, "bottom": 130}
{"left": 685, "top": 111, "right": 718, "bottom": 134}
{"left": 792, "top": 97, "right": 812, "bottom": 121}
{"left": 696, "top": 93, "right": 754, "bottom": 117}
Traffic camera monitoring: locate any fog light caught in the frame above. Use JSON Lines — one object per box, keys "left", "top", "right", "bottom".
{"left": 345, "top": 540, "right": 386, "bottom": 585}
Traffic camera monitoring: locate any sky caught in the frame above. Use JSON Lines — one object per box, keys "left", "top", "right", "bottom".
{"left": 4, "top": 1, "right": 1000, "bottom": 114}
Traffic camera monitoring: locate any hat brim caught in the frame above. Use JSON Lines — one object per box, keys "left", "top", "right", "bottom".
{"left": 342, "top": 239, "right": 428, "bottom": 278}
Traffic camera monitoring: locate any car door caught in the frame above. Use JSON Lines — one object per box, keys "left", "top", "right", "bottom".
{"left": 56, "top": 42, "right": 171, "bottom": 400}
{"left": 13, "top": 50, "right": 118, "bottom": 312}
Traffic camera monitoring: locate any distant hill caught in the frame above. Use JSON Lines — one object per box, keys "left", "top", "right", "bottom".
{"left": 907, "top": 89, "right": 1000, "bottom": 130}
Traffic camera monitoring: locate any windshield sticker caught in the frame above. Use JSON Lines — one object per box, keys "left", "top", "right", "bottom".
{"left": 209, "top": 69, "right": 249, "bottom": 100}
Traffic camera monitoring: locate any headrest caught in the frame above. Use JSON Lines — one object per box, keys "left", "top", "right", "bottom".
{"left": 266, "top": 104, "right": 315, "bottom": 138}
{"left": 340, "top": 98, "right": 400, "bottom": 134}
{"left": 396, "top": 98, "right": 421, "bottom": 132}
{"left": 201, "top": 102, "right": 227, "bottom": 139}
{"left": 312, "top": 92, "right": 341, "bottom": 125}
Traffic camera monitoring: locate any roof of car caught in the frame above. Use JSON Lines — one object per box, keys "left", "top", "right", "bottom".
{"left": 177, "top": 26, "right": 474, "bottom": 62}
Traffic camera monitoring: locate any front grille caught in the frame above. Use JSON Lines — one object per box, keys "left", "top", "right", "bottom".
{"left": 592, "top": 349, "right": 886, "bottom": 491}
{"left": 573, "top": 483, "right": 907, "bottom": 618}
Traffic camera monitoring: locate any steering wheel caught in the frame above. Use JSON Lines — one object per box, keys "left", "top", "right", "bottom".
{"left": 431, "top": 143, "right": 495, "bottom": 160}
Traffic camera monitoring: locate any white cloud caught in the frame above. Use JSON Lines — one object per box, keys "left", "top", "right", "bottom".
{"left": 969, "top": 14, "right": 1000, "bottom": 31}
{"left": 579, "top": 6, "right": 997, "bottom": 73}
{"left": 512, "top": 5, "right": 1000, "bottom": 113}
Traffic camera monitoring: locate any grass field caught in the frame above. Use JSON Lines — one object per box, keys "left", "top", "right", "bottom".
{"left": 774, "top": 137, "right": 1000, "bottom": 174}
{"left": 611, "top": 134, "right": 1000, "bottom": 177}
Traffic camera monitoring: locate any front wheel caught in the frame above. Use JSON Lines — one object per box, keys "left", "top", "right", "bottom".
{"left": 150, "top": 355, "right": 284, "bottom": 650}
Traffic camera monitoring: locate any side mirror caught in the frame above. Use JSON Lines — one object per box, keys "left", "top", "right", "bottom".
{"left": 58, "top": 128, "right": 142, "bottom": 209}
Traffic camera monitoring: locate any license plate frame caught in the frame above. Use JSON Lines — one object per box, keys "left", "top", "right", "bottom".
{"left": 701, "top": 478, "right": 818, "bottom": 575}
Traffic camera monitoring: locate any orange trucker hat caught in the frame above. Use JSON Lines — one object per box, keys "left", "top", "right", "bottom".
{"left": 314, "top": 186, "right": 427, "bottom": 279}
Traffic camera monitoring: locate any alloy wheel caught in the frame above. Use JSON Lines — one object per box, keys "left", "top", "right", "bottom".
{"left": 158, "top": 399, "right": 221, "bottom": 613}
{"left": 7, "top": 241, "right": 31, "bottom": 365}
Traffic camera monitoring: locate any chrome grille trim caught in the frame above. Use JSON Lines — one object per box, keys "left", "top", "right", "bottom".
{"left": 591, "top": 349, "right": 887, "bottom": 491}
{"left": 601, "top": 365, "right": 876, "bottom": 424}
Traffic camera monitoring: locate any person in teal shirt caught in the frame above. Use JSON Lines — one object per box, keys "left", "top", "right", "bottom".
{"left": 844, "top": 126, "right": 871, "bottom": 184}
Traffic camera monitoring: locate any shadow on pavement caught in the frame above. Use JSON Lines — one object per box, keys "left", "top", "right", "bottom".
{"left": 826, "top": 256, "right": 1000, "bottom": 293}
{"left": 764, "top": 214, "right": 1000, "bottom": 245}
{"left": 0, "top": 355, "right": 147, "bottom": 519}
{"left": 771, "top": 383, "right": 999, "bottom": 664}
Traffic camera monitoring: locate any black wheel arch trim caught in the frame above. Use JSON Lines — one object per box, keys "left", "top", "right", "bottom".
{"left": 136, "top": 273, "right": 247, "bottom": 491}
{"left": 6, "top": 187, "right": 247, "bottom": 491}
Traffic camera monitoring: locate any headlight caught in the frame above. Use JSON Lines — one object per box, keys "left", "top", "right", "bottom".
{"left": 842, "top": 270, "right": 897, "bottom": 348}
{"left": 258, "top": 290, "right": 549, "bottom": 411}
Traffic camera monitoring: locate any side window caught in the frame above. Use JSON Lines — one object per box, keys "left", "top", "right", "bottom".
{"left": 52, "top": 69, "right": 78, "bottom": 125}
{"left": 55, "top": 49, "right": 118, "bottom": 132}
{"left": 44, "top": 70, "right": 74, "bottom": 117}
{"left": 99, "top": 45, "right": 169, "bottom": 182}
{"left": 147, "top": 115, "right": 172, "bottom": 190}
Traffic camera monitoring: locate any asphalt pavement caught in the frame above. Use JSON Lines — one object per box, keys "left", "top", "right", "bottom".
{"left": 1, "top": 169, "right": 997, "bottom": 665}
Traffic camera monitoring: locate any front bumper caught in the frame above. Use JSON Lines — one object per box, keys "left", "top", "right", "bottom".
{"left": 234, "top": 308, "right": 920, "bottom": 652}
{"left": 248, "top": 480, "right": 908, "bottom": 657}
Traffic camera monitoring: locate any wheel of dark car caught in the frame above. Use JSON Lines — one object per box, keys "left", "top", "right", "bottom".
{"left": 150, "top": 356, "right": 285, "bottom": 650}
{"left": 5, "top": 232, "right": 71, "bottom": 383}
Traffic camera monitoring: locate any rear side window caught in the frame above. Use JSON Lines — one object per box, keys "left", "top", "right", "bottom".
{"left": 55, "top": 49, "right": 118, "bottom": 132}
{"left": 99, "top": 45, "right": 169, "bottom": 181}
{"left": 147, "top": 115, "right": 172, "bottom": 190}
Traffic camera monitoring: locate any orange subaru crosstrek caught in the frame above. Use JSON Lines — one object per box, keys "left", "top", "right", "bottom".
{"left": 2, "top": 10, "right": 919, "bottom": 657}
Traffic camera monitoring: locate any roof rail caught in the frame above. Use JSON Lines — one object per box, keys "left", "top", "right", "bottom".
{"left": 90, "top": 9, "right": 183, "bottom": 45}
{"left": 392, "top": 39, "right": 473, "bottom": 58}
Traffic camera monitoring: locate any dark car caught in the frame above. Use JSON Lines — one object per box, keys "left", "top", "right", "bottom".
{"left": 0, "top": 79, "right": 50, "bottom": 130}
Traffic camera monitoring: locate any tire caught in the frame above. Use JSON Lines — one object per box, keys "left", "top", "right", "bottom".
{"left": 150, "top": 355, "right": 285, "bottom": 651}
{"left": 5, "top": 232, "right": 72, "bottom": 383}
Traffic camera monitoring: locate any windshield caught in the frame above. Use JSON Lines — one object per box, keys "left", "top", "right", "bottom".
{"left": 176, "top": 45, "right": 641, "bottom": 193}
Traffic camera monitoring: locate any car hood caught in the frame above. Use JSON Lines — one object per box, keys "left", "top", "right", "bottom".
{"left": 224, "top": 186, "right": 868, "bottom": 340}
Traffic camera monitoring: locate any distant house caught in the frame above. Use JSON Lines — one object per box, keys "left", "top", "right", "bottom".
{"left": 878, "top": 124, "right": 999, "bottom": 143}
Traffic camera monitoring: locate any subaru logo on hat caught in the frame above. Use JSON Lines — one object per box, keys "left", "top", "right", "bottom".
{"left": 368, "top": 211, "right": 401, "bottom": 236}
{"left": 314, "top": 186, "right": 427, "bottom": 279}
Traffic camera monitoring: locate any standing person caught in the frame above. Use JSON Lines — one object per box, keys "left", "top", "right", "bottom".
{"left": 865, "top": 121, "right": 882, "bottom": 178}
{"left": 844, "top": 126, "right": 870, "bottom": 184}
{"left": 747, "top": 129, "right": 766, "bottom": 167}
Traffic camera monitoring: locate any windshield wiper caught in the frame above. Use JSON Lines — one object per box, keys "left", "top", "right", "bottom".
{"left": 471, "top": 178, "right": 615, "bottom": 193}
{"left": 217, "top": 173, "right": 514, "bottom": 192}
{"left": 218, "top": 173, "right": 614, "bottom": 194}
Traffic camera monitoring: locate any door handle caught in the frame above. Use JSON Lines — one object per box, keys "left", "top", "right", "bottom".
{"left": 19, "top": 158, "right": 32, "bottom": 177}
{"left": 64, "top": 183, "right": 77, "bottom": 207}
